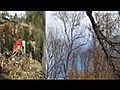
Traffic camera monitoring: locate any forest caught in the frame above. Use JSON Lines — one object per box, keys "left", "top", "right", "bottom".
{"left": 46, "top": 11, "right": 120, "bottom": 80}
{"left": 0, "top": 11, "right": 120, "bottom": 80}
{"left": 0, "top": 11, "right": 45, "bottom": 79}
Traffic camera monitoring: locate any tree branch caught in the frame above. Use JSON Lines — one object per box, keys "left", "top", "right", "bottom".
{"left": 86, "top": 11, "right": 116, "bottom": 73}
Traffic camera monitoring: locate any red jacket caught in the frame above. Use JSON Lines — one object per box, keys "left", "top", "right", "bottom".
{"left": 13, "top": 39, "right": 22, "bottom": 53}
{"left": 16, "top": 39, "right": 22, "bottom": 47}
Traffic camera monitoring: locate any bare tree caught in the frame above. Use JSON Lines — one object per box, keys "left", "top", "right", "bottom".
{"left": 46, "top": 11, "right": 88, "bottom": 79}
{"left": 55, "top": 11, "right": 89, "bottom": 79}
{"left": 46, "top": 26, "right": 65, "bottom": 79}
{"left": 86, "top": 11, "right": 120, "bottom": 79}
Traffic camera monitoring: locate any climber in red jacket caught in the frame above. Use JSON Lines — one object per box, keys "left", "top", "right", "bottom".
{"left": 13, "top": 37, "right": 22, "bottom": 54}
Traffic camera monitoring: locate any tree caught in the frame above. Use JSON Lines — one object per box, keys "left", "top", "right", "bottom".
{"left": 25, "top": 11, "right": 45, "bottom": 64}
{"left": 86, "top": 11, "right": 120, "bottom": 79}
{"left": 46, "top": 11, "right": 88, "bottom": 79}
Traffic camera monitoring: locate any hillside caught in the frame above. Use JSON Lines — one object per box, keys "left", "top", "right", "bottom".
{"left": 0, "top": 54, "right": 44, "bottom": 80}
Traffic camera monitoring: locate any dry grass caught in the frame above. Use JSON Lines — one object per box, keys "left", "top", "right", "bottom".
{"left": 66, "top": 70, "right": 114, "bottom": 80}
{"left": 0, "top": 55, "right": 44, "bottom": 80}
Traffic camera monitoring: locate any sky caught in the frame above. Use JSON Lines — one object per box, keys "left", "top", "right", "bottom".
{"left": 46, "top": 11, "right": 91, "bottom": 31}
{"left": 46, "top": 11, "right": 120, "bottom": 68}
{"left": 46, "top": 11, "right": 119, "bottom": 28}
{"left": 46, "top": 11, "right": 93, "bottom": 50}
{"left": 46, "top": 11, "right": 120, "bottom": 49}
{"left": 46, "top": 11, "right": 120, "bottom": 46}
{"left": 46, "top": 11, "right": 92, "bottom": 73}
{"left": 7, "top": 11, "right": 26, "bottom": 17}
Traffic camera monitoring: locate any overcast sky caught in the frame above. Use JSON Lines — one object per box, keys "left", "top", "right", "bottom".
{"left": 46, "top": 11, "right": 92, "bottom": 50}
{"left": 7, "top": 11, "right": 26, "bottom": 17}
{"left": 46, "top": 11, "right": 120, "bottom": 52}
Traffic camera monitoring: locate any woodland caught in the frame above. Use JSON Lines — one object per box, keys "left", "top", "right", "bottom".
{"left": 46, "top": 11, "right": 120, "bottom": 80}
{"left": 0, "top": 11, "right": 45, "bottom": 79}
{"left": 1, "top": 11, "right": 120, "bottom": 80}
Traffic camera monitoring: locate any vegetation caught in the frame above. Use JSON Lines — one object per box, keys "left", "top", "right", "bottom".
{"left": 46, "top": 11, "right": 120, "bottom": 80}
{"left": 0, "top": 11, "right": 45, "bottom": 80}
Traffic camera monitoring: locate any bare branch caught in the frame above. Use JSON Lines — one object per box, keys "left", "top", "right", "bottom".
{"left": 99, "top": 30, "right": 120, "bottom": 45}
{"left": 86, "top": 11, "right": 116, "bottom": 73}
{"left": 72, "top": 37, "right": 88, "bottom": 51}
